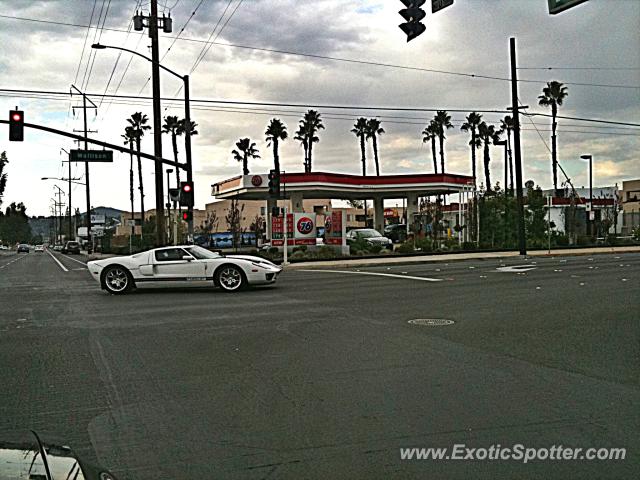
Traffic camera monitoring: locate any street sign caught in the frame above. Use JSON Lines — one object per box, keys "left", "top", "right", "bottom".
{"left": 70, "top": 149, "right": 113, "bottom": 163}
{"left": 91, "top": 214, "right": 105, "bottom": 224}
{"left": 548, "top": 0, "right": 588, "bottom": 15}
{"left": 432, "top": 0, "right": 453, "bottom": 14}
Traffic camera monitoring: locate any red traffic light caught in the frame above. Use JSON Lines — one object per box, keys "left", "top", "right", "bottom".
{"left": 182, "top": 212, "right": 189, "bottom": 220}
{"left": 182, "top": 183, "right": 192, "bottom": 192}
{"left": 11, "top": 112, "right": 22, "bottom": 122}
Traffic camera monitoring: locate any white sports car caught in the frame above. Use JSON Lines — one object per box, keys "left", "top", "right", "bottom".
{"left": 87, "top": 245, "right": 282, "bottom": 294}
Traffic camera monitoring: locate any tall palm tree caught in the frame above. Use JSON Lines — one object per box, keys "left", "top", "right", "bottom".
{"left": 232, "top": 138, "right": 260, "bottom": 175}
{"left": 500, "top": 115, "right": 514, "bottom": 192}
{"left": 265, "top": 118, "right": 288, "bottom": 172}
{"left": 127, "top": 112, "right": 151, "bottom": 225}
{"left": 351, "top": 117, "right": 369, "bottom": 221}
{"left": 478, "top": 122, "right": 500, "bottom": 191}
{"left": 460, "top": 112, "right": 483, "bottom": 181}
{"left": 300, "top": 110, "right": 324, "bottom": 173}
{"left": 162, "top": 115, "right": 181, "bottom": 186}
{"left": 121, "top": 126, "right": 136, "bottom": 235}
{"left": 421, "top": 121, "right": 438, "bottom": 174}
{"left": 433, "top": 110, "right": 453, "bottom": 174}
{"left": 293, "top": 124, "right": 309, "bottom": 172}
{"left": 351, "top": 118, "right": 368, "bottom": 176}
{"left": 366, "top": 118, "right": 385, "bottom": 176}
{"left": 538, "top": 81, "right": 568, "bottom": 193}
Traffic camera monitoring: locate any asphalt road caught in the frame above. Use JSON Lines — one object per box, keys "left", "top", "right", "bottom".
{"left": 0, "top": 249, "right": 638, "bottom": 479}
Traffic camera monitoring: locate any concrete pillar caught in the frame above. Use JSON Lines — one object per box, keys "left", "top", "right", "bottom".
{"left": 266, "top": 197, "right": 277, "bottom": 240}
{"left": 406, "top": 192, "right": 419, "bottom": 235}
{"left": 373, "top": 196, "right": 385, "bottom": 233}
{"left": 290, "top": 192, "right": 304, "bottom": 212}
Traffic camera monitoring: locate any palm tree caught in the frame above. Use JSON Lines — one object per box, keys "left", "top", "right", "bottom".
{"left": 538, "top": 81, "right": 568, "bottom": 193}
{"left": 232, "top": 138, "right": 260, "bottom": 175}
{"left": 351, "top": 118, "right": 368, "bottom": 176}
{"left": 351, "top": 117, "right": 369, "bottom": 221}
{"left": 366, "top": 118, "right": 385, "bottom": 176}
{"left": 460, "top": 112, "right": 483, "bottom": 181}
{"left": 478, "top": 122, "right": 500, "bottom": 191}
{"left": 499, "top": 115, "right": 514, "bottom": 193}
{"left": 265, "top": 118, "right": 288, "bottom": 172}
{"left": 421, "top": 121, "right": 438, "bottom": 174}
{"left": 293, "top": 124, "right": 309, "bottom": 172}
{"left": 121, "top": 126, "right": 136, "bottom": 236}
{"left": 127, "top": 112, "right": 151, "bottom": 225}
{"left": 300, "top": 110, "right": 324, "bottom": 173}
{"left": 433, "top": 110, "right": 453, "bottom": 174}
{"left": 162, "top": 115, "right": 181, "bottom": 186}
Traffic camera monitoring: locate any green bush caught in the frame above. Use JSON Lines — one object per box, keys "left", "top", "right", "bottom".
{"left": 414, "top": 237, "right": 433, "bottom": 252}
{"left": 292, "top": 245, "right": 308, "bottom": 254}
{"left": 554, "top": 234, "right": 569, "bottom": 246}
{"left": 316, "top": 245, "right": 338, "bottom": 259}
{"left": 290, "top": 250, "right": 307, "bottom": 259}
{"left": 462, "top": 241, "right": 475, "bottom": 251}
{"left": 267, "top": 246, "right": 279, "bottom": 255}
{"left": 396, "top": 241, "right": 415, "bottom": 254}
{"left": 369, "top": 243, "right": 383, "bottom": 254}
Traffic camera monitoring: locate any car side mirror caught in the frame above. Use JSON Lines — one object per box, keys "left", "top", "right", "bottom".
{"left": 182, "top": 255, "right": 194, "bottom": 261}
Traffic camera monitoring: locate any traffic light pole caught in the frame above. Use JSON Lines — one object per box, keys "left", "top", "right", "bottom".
{"left": 183, "top": 74, "right": 194, "bottom": 240}
{"left": 150, "top": 0, "right": 166, "bottom": 247}
{"left": 509, "top": 37, "right": 527, "bottom": 256}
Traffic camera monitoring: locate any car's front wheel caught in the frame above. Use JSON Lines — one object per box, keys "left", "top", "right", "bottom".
{"left": 216, "top": 265, "right": 245, "bottom": 292}
{"left": 102, "top": 265, "right": 133, "bottom": 295}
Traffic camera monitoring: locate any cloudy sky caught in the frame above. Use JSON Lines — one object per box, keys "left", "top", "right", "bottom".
{"left": 0, "top": 0, "right": 638, "bottom": 216}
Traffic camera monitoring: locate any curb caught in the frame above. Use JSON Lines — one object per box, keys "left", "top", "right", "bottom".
{"left": 283, "top": 246, "right": 640, "bottom": 270}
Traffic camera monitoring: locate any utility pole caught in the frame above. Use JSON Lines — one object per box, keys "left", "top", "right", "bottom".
{"left": 150, "top": 0, "right": 166, "bottom": 246}
{"left": 509, "top": 37, "right": 527, "bottom": 256}
{"left": 71, "top": 85, "right": 97, "bottom": 252}
{"left": 183, "top": 74, "right": 194, "bottom": 240}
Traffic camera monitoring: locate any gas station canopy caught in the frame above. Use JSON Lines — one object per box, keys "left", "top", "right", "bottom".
{"left": 211, "top": 172, "right": 475, "bottom": 200}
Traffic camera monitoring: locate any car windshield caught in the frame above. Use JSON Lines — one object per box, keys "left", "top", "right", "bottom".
{"left": 356, "top": 229, "right": 382, "bottom": 238}
{"left": 184, "top": 246, "right": 222, "bottom": 259}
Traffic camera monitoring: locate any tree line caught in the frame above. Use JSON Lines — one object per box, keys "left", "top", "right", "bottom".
{"left": 231, "top": 81, "right": 568, "bottom": 194}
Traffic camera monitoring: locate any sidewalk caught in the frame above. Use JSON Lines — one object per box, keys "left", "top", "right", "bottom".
{"left": 284, "top": 245, "right": 640, "bottom": 270}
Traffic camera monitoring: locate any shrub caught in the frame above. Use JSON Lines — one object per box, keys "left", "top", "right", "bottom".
{"left": 369, "top": 243, "right": 383, "bottom": 254}
{"left": 267, "top": 246, "right": 279, "bottom": 255}
{"left": 292, "top": 245, "right": 308, "bottom": 254}
{"left": 462, "top": 241, "right": 475, "bottom": 251}
{"left": 554, "top": 234, "right": 569, "bottom": 246}
{"left": 396, "top": 241, "right": 415, "bottom": 254}
{"left": 414, "top": 237, "right": 433, "bottom": 252}
{"left": 316, "top": 245, "right": 338, "bottom": 259}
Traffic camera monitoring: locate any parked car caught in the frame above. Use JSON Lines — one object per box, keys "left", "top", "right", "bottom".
{"left": 88, "top": 245, "right": 282, "bottom": 294}
{"left": 384, "top": 223, "right": 408, "bottom": 243}
{"left": 34, "top": 244, "right": 45, "bottom": 252}
{"left": 61, "top": 241, "right": 81, "bottom": 254}
{"left": 346, "top": 229, "right": 393, "bottom": 249}
{"left": 17, "top": 244, "right": 30, "bottom": 253}
{"left": 53, "top": 244, "right": 63, "bottom": 251}
{"left": 0, "top": 245, "right": 8, "bottom": 250}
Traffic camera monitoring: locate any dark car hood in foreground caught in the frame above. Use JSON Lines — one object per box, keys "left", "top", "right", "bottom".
{"left": 0, "top": 432, "right": 116, "bottom": 480}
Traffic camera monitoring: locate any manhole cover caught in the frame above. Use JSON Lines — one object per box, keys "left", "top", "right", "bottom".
{"left": 408, "top": 319, "right": 455, "bottom": 326}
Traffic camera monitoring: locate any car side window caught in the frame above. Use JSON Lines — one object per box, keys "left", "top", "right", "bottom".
{"left": 155, "top": 248, "right": 188, "bottom": 262}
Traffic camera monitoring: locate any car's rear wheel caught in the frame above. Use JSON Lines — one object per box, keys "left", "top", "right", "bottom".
{"left": 103, "top": 266, "right": 133, "bottom": 295}
{"left": 216, "top": 265, "right": 245, "bottom": 292}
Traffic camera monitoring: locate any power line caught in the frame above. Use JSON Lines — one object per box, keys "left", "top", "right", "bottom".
{"left": 518, "top": 66, "right": 640, "bottom": 70}
{"left": 2, "top": 13, "right": 638, "bottom": 90}
{"left": 73, "top": 0, "right": 99, "bottom": 86}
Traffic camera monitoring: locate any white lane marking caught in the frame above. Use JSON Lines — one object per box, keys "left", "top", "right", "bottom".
{"left": 46, "top": 249, "right": 68, "bottom": 272}
{"left": 496, "top": 265, "right": 538, "bottom": 273}
{"left": 57, "top": 252, "right": 88, "bottom": 266}
{"left": 0, "top": 254, "right": 29, "bottom": 269}
{"left": 298, "top": 269, "right": 443, "bottom": 282}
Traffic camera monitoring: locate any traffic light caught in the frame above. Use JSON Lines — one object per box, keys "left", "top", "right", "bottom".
{"left": 179, "top": 181, "right": 194, "bottom": 207}
{"left": 181, "top": 210, "right": 192, "bottom": 222}
{"left": 268, "top": 169, "right": 280, "bottom": 197}
{"left": 169, "top": 188, "right": 180, "bottom": 203}
{"left": 398, "top": 0, "right": 426, "bottom": 42}
{"left": 9, "top": 109, "right": 24, "bottom": 141}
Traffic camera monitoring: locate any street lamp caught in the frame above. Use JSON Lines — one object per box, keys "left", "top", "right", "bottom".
{"left": 580, "top": 154, "right": 593, "bottom": 237}
{"left": 41, "top": 177, "right": 85, "bottom": 185}
{"left": 91, "top": 42, "right": 194, "bottom": 242}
